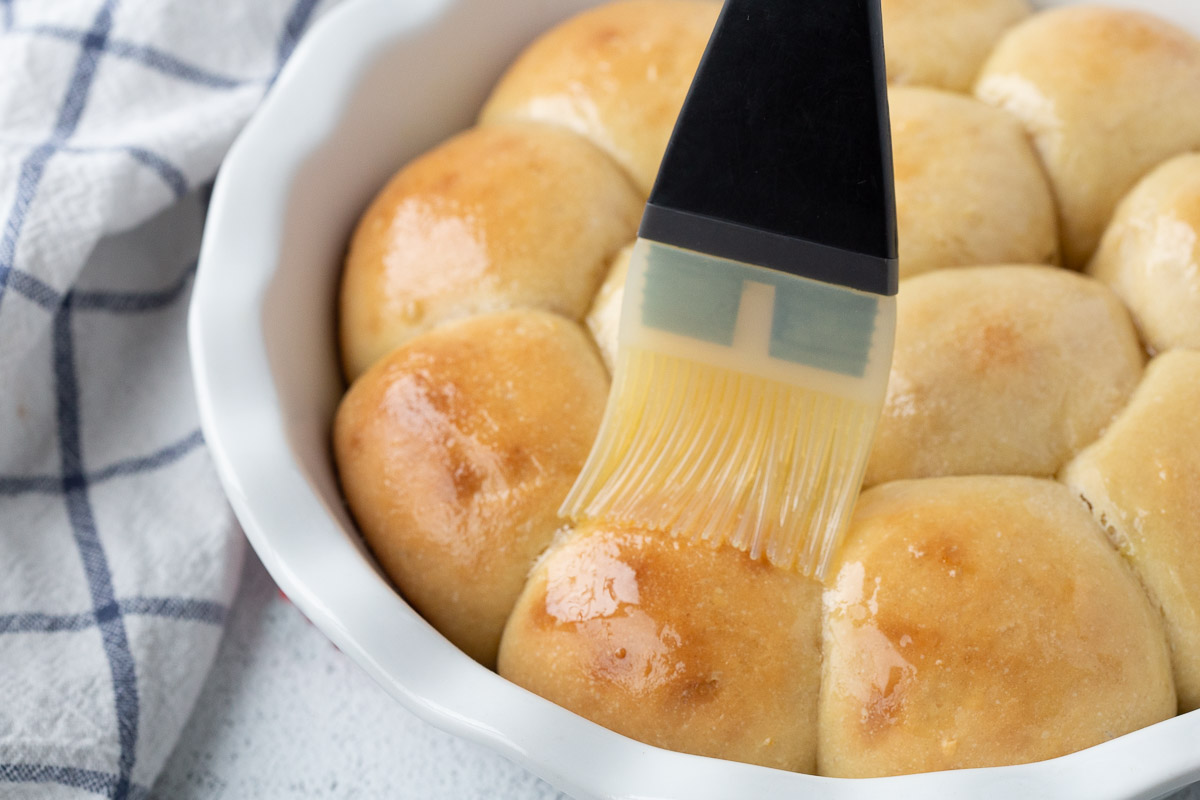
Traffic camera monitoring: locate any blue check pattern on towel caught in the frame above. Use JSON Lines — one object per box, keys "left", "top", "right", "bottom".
{"left": 0, "top": 1, "right": 339, "bottom": 796}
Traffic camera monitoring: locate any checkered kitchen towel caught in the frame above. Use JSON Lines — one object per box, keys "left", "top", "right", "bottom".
{"left": 0, "top": 1, "right": 341, "bottom": 796}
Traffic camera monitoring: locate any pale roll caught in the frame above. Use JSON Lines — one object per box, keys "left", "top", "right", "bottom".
{"left": 866, "top": 266, "right": 1143, "bottom": 485}
{"left": 1088, "top": 153, "right": 1200, "bottom": 352}
{"left": 882, "top": 0, "right": 1029, "bottom": 91}
{"left": 585, "top": 242, "right": 633, "bottom": 372}
{"left": 1061, "top": 350, "right": 1200, "bottom": 712}
{"left": 975, "top": 6, "right": 1200, "bottom": 267}
{"left": 890, "top": 87, "right": 1058, "bottom": 279}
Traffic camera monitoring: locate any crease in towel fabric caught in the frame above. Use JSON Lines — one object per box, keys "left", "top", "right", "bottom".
{"left": 0, "top": 1, "right": 340, "bottom": 797}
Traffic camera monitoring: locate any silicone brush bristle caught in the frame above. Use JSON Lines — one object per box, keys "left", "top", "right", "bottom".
{"left": 561, "top": 349, "right": 880, "bottom": 578}
{"left": 561, "top": 240, "right": 895, "bottom": 580}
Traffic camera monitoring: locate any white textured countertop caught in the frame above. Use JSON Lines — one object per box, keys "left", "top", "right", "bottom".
{"left": 154, "top": 544, "right": 1200, "bottom": 800}
{"left": 151, "top": 547, "right": 565, "bottom": 800}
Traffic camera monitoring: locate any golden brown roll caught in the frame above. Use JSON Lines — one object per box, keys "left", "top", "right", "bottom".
{"left": 333, "top": 310, "right": 609, "bottom": 667}
{"left": 585, "top": 242, "right": 633, "bottom": 372}
{"left": 890, "top": 87, "right": 1058, "bottom": 279}
{"left": 819, "top": 476, "right": 1175, "bottom": 778}
{"left": 975, "top": 6, "right": 1200, "bottom": 268}
{"left": 499, "top": 521, "right": 823, "bottom": 773}
{"left": 866, "top": 266, "right": 1143, "bottom": 486}
{"left": 479, "top": 0, "right": 721, "bottom": 195}
{"left": 882, "top": 0, "right": 1029, "bottom": 91}
{"left": 1061, "top": 350, "right": 1200, "bottom": 713}
{"left": 339, "top": 122, "right": 641, "bottom": 380}
{"left": 1088, "top": 153, "right": 1200, "bottom": 352}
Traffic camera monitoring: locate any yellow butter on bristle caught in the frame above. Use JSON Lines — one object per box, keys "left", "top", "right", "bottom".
{"left": 563, "top": 239, "right": 896, "bottom": 580}
{"left": 562, "top": 348, "right": 879, "bottom": 578}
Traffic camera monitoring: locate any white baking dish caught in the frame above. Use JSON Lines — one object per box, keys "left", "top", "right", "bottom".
{"left": 188, "top": 0, "right": 1200, "bottom": 797}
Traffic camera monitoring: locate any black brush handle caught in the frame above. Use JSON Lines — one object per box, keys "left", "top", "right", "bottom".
{"left": 640, "top": 0, "right": 898, "bottom": 296}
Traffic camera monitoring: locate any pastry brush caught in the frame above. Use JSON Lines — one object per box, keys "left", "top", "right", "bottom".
{"left": 561, "top": 0, "right": 897, "bottom": 579}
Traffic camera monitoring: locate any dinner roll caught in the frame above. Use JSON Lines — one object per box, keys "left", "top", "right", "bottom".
{"left": 819, "top": 476, "right": 1175, "bottom": 778}
{"left": 499, "top": 521, "right": 823, "bottom": 772}
{"left": 1088, "top": 153, "right": 1200, "bottom": 352}
{"left": 339, "top": 122, "right": 640, "bottom": 380}
{"left": 585, "top": 242, "right": 633, "bottom": 372}
{"left": 866, "top": 266, "right": 1143, "bottom": 486}
{"left": 479, "top": 0, "right": 721, "bottom": 195}
{"left": 890, "top": 87, "right": 1058, "bottom": 278}
{"left": 882, "top": 0, "right": 1029, "bottom": 91}
{"left": 975, "top": 7, "right": 1200, "bottom": 268}
{"left": 333, "top": 310, "right": 609, "bottom": 667}
{"left": 1061, "top": 350, "right": 1200, "bottom": 712}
